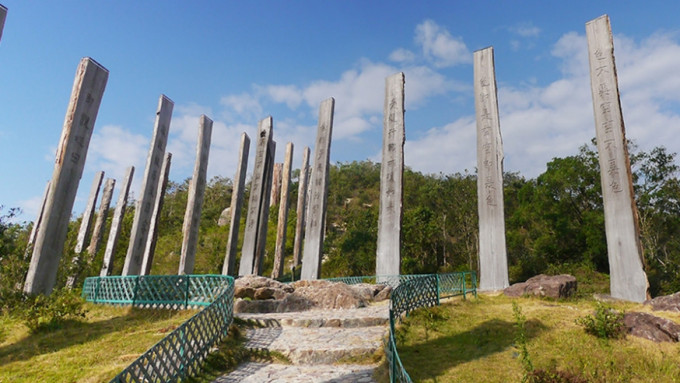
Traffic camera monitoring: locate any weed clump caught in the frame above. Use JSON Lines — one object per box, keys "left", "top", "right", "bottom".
{"left": 526, "top": 368, "right": 588, "bottom": 383}
{"left": 575, "top": 302, "right": 625, "bottom": 339}
{"left": 18, "top": 289, "right": 88, "bottom": 333}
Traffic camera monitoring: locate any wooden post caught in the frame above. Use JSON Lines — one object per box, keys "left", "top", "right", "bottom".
{"left": 376, "top": 73, "right": 405, "bottom": 280}
{"left": 100, "top": 166, "right": 134, "bottom": 276}
{"left": 239, "top": 117, "right": 273, "bottom": 276}
{"left": 272, "top": 142, "right": 294, "bottom": 279}
{"left": 293, "top": 146, "right": 310, "bottom": 266}
{"left": 24, "top": 57, "right": 109, "bottom": 295}
{"left": 270, "top": 163, "right": 283, "bottom": 207}
{"left": 586, "top": 15, "right": 649, "bottom": 302}
{"left": 141, "top": 153, "right": 172, "bottom": 275}
{"left": 474, "top": 47, "right": 509, "bottom": 291}
{"left": 87, "top": 177, "right": 116, "bottom": 258}
{"left": 75, "top": 171, "right": 104, "bottom": 253}
{"left": 122, "top": 95, "right": 173, "bottom": 276}
{"left": 254, "top": 140, "right": 276, "bottom": 275}
{"left": 301, "top": 98, "right": 334, "bottom": 280}
{"left": 179, "top": 116, "right": 213, "bottom": 275}
{"left": 223, "top": 133, "right": 250, "bottom": 275}
{"left": 0, "top": 5, "right": 6, "bottom": 43}
{"left": 25, "top": 181, "right": 50, "bottom": 259}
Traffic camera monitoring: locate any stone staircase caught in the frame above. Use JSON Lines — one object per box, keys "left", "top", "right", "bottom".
{"left": 212, "top": 304, "right": 390, "bottom": 382}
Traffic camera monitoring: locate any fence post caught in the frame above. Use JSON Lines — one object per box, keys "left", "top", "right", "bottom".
{"left": 185, "top": 276, "right": 190, "bottom": 309}
{"left": 462, "top": 272, "right": 467, "bottom": 300}
{"left": 435, "top": 274, "right": 441, "bottom": 305}
{"left": 132, "top": 276, "right": 140, "bottom": 307}
{"left": 94, "top": 278, "right": 102, "bottom": 303}
{"left": 472, "top": 272, "right": 478, "bottom": 298}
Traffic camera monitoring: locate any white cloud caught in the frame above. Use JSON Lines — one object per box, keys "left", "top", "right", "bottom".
{"left": 511, "top": 23, "right": 541, "bottom": 38}
{"left": 264, "top": 85, "right": 303, "bottom": 109}
{"left": 88, "top": 124, "right": 148, "bottom": 182}
{"left": 389, "top": 48, "right": 416, "bottom": 63}
{"left": 220, "top": 92, "right": 263, "bottom": 121}
{"left": 415, "top": 19, "right": 471, "bottom": 67}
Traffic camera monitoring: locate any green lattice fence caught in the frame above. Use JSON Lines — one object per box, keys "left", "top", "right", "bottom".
{"left": 82, "top": 275, "right": 234, "bottom": 382}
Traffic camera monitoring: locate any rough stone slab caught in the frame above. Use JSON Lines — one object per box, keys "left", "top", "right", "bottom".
{"left": 504, "top": 274, "right": 577, "bottom": 299}
{"left": 293, "top": 146, "right": 310, "bottom": 267}
{"left": 87, "top": 177, "right": 115, "bottom": 257}
{"left": 586, "top": 15, "right": 649, "bottom": 302}
{"left": 272, "top": 143, "right": 294, "bottom": 279}
{"left": 75, "top": 171, "right": 104, "bottom": 253}
{"left": 474, "top": 47, "right": 509, "bottom": 291}
{"left": 141, "top": 153, "right": 171, "bottom": 275}
{"left": 240, "top": 117, "right": 273, "bottom": 276}
{"left": 123, "top": 95, "right": 173, "bottom": 276}
{"left": 213, "top": 362, "right": 377, "bottom": 383}
{"left": 179, "top": 116, "right": 212, "bottom": 274}
{"left": 377, "top": 73, "right": 404, "bottom": 278}
{"left": 0, "top": 5, "right": 6, "bottom": 43}
{"left": 236, "top": 304, "right": 389, "bottom": 328}
{"left": 223, "top": 133, "right": 250, "bottom": 275}
{"left": 101, "top": 166, "right": 134, "bottom": 276}
{"left": 624, "top": 312, "right": 680, "bottom": 342}
{"left": 646, "top": 291, "right": 680, "bottom": 312}
{"left": 301, "top": 98, "right": 334, "bottom": 280}
{"left": 24, "top": 57, "right": 109, "bottom": 295}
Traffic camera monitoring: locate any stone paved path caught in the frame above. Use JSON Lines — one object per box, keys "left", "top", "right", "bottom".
{"left": 213, "top": 303, "right": 390, "bottom": 382}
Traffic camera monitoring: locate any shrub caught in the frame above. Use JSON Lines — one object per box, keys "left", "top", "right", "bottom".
{"left": 575, "top": 302, "right": 625, "bottom": 339}
{"left": 21, "top": 289, "right": 88, "bottom": 333}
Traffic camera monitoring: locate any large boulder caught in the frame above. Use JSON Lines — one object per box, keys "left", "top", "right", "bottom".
{"left": 291, "top": 280, "right": 368, "bottom": 309}
{"left": 504, "top": 274, "right": 577, "bottom": 299}
{"left": 645, "top": 292, "right": 680, "bottom": 312}
{"left": 624, "top": 312, "right": 680, "bottom": 342}
{"left": 218, "top": 207, "right": 231, "bottom": 227}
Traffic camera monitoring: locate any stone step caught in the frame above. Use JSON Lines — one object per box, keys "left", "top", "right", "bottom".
{"left": 244, "top": 326, "right": 387, "bottom": 365}
{"left": 235, "top": 304, "right": 390, "bottom": 328}
{"left": 213, "top": 362, "right": 377, "bottom": 383}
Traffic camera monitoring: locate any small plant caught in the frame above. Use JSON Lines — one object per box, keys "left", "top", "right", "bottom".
{"left": 526, "top": 368, "right": 588, "bottom": 383}
{"left": 575, "top": 302, "right": 625, "bottom": 339}
{"left": 21, "top": 288, "right": 88, "bottom": 333}
{"left": 513, "top": 302, "right": 533, "bottom": 383}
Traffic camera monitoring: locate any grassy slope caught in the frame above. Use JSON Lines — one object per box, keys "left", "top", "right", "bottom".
{"left": 0, "top": 303, "right": 197, "bottom": 383}
{"left": 394, "top": 294, "right": 680, "bottom": 383}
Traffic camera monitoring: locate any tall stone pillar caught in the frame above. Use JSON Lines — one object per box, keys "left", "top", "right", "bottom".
{"left": 293, "top": 146, "right": 311, "bottom": 267}
{"left": 25, "top": 181, "right": 51, "bottom": 259}
{"left": 74, "top": 171, "right": 104, "bottom": 253}
{"left": 178, "top": 116, "right": 213, "bottom": 275}
{"left": 24, "top": 57, "right": 108, "bottom": 295}
{"left": 474, "top": 47, "right": 509, "bottom": 291}
{"left": 87, "top": 177, "right": 116, "bottom": 258}
{"left": 376, "top": 73, "right": 405, "bottom": 279}
{"left": 254, "top": 140, "right": 276, "bottom": 275}
{"left": 101, "top": 166, "right": 134, "bottom": 276}
{"left": 122, "top": 95, "right": 173, "bottom": 276}
{"left": 223, "top": 133, "right": 250, "bottom": 276}
{"left": 239, "top": 117, "right": 274, "bottom": 276}
{"left": 586, "top": 15, "right": 649, "bottom": 302}
{"left": 272, "top": 142, "right": 294, "bottom": 279}
{"left": 141, "top": 153, "right": 171, "bottom": 275}
{"left": 301, "top": 98, "right": 334, "bottom": 280}
{"left": 0, "top": 5, "right": 6, "bottom": 43}
{"left": 270, "top": 163, "right": 283, "bottom": 207}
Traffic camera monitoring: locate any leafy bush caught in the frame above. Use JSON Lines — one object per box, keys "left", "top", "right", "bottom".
{"left": 575, "top": 302, "right": 625, "bottom": 339}
{"left": 21, "top": 289, "right": 88, "bottom": 333}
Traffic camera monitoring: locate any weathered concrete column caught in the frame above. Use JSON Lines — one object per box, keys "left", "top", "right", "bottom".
{"left": 474, "top": 47, "right": 509, "bottom": 291}
{"left": 301, "top": 98, "right": 335, "bottom": 280}
{"left": 141, "top": 153, "right": 171, "bottom": 275}
{"left": 101, "top": 166, "right": 134, "bottom": 276}
{"left": 122, "top": 95, "right": 173, "bottom": 276}
{"left": 0, "top": 5, "right": 7, "bottom": 43}
{"left": 239, "top": 117, "right": 274, "bottom": 276}
{"left": 87, "top": 177, "right": 116, "bottom": 258}
{"left": 270, "top": 163, "right": 283, "bottom": 207}
{"left": 272, "top": 143, "right": 294, "bottom": 279}
{"left": 75, "top": 171, "right": 104, "bottom": 253}
{"left": 223, "top": 133, "right": 250, "bottom": 275}
{"left": 376, "top": 73, "right": 405, "bottom": 279}
{"left": 24, "top": 58, "right": 108, "bottom": 295}
{"left": 254, "top": 140, "right": 276, "bottom": 275}
{"left": 25, "top": 181, "right": 50, "bottom": 259}
{"left": 293, "top": 146, "right": 311, "bottom": 266}
{"left": 586, "top": 15, "right": 649, "bottom": 302}
{"left": 179, "top": 116, "right": 213, "bottom": 275}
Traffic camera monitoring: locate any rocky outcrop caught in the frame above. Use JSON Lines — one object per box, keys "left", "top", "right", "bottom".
{"left": 290, "top": 280, "right": 368, "bottom": 310}
{"left": 504, "top": 274, "right": 577, "bottom": 299}
{"left": 624, "top": 312, "right": 680, "bottom": 342}
{"left": 645, "top": 292, "right": 680, "bottom": 312}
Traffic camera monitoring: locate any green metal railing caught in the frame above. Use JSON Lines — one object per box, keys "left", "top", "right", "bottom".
{"left": 383, "top": 271, "right": 477, "bottom": 383}
{"left": 82, "top": 275, "right": 234, "bottom": 382}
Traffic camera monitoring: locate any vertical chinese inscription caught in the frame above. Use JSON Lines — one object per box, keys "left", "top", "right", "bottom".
{"left": 223, "top": 133, "right": 250, "bottom": 275}
{"left": 101, "top": 166, "right": 134, "bottom": 276}
{"left": 122, "top": 95, "right": 174, "bottom": 276}
{"left": 474, "top": 47, "right": 509, "bottom": 291}
{"left": 376, "top": 73, "right": 405, "bottom": 279}
{"left": 293, "top": 146, "right": 311, "bottom": 267}
{"left": 24, "top": 57, "right": 109, "bottom": 295}
{"left": 141, "top": 153, "right": 172, "bottom": 275}
{"left": 239, "top": 117, "right": 273, "bottom": 276}
{"left": 301, "top": 98, "right": 334, "bottom": 280}
{"left": 179, "top": 116, "right": 213, "bottom": 275}
{"left": 586, "top": 15, "right": 648, "bottom": 302}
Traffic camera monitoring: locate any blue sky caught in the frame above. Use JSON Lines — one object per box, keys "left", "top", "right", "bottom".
{"left": 2, "top": 1, "right": 680, "bottom": 223}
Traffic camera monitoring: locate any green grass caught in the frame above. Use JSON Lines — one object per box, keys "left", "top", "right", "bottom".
{"left": 0, "top": 303, "right": 197, "bottom": 383}
{"left": 388, "top": 294, "right": 680, "bottom": 383}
